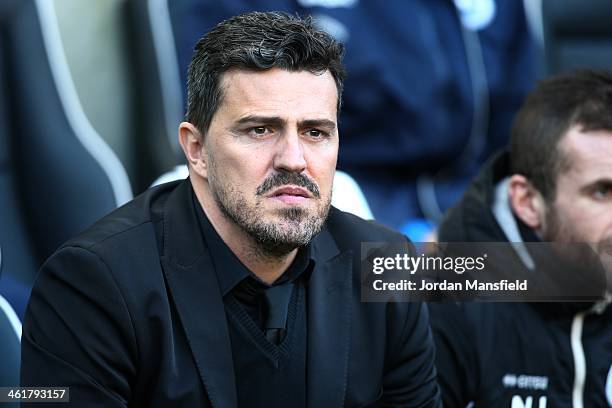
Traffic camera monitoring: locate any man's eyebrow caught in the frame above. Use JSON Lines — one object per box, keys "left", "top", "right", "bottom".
{"left": 235, "top": 115, "right": 284, "bottom": 126}
{"left": 234, "top": 116, "right": 337, "bottom": 131}
{"left": 298, "top": 119, "right": 336, "bottom": 131}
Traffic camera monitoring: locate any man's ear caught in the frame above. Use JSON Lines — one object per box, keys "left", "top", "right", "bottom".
{"left": 508, "top": 174, "right": 547, "bottom": 232}
{"left": 178, "top": 122, "right": 207, "bottom": 178}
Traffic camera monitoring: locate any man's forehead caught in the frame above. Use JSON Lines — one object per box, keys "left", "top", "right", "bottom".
{"left": 218, "top": 68, "right": 338, "bottom": 118}
{"left": 558, "top": 125, "right": 612, "bottom": 178}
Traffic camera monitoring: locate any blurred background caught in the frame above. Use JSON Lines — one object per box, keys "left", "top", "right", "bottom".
{"left": 1, "top": 0, "right": 612, "bottom": 389}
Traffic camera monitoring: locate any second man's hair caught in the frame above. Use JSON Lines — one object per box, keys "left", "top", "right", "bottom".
{"left": 510, "top": 69, "right": 612, "bottom": 200}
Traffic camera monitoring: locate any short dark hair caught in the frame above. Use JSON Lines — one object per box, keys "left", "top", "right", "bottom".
{"left": 185, "top": 11, "right": 346, "bottom": 133}
{"left": 510, "top": 69, "right": 612, "bottom": 200}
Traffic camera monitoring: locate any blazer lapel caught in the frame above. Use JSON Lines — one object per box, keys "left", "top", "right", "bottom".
{"left": 160, "top": 180, "right": 237, "bottom": 408}
{"left": 307, "top": 230, "right": 353, "bottom": 408}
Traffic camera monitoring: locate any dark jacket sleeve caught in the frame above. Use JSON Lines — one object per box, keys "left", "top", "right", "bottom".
{"left": 428, "top": 302, "right": 479, "bottom": 408}
{"left": 21, "top": 246, "right": 137, "bottom": 407}
{"left": 383, "top": 301, "right": 442, "bottom": 407}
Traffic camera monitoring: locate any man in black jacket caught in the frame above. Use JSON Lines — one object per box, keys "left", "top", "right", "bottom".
{"left": 429, "top": 70, "right": 612, "bottom": 407}
{"left": 20, "top": 12, "right": 440, "bottom": 407}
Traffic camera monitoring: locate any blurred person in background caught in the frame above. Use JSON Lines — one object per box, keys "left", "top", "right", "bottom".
{"left": 21, "top": 12, "right": 441, "bottom": 407}
{"left": 171, "top": 0, "right": 537, "bottom": 240}
{"left": 429, "top": 69, "right": 612, "bottom": 407}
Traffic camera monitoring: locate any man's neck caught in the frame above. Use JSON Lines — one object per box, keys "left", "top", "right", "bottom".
{"left": 192, "top": 179, "right": 296, "bottom": 284}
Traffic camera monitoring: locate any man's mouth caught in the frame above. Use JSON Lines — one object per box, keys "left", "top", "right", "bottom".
{"left": 268, "top": 186, "right": 312, "bottom": 204}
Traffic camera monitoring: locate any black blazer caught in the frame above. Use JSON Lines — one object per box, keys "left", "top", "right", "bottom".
{"left": 21, "top": 180, "right": 440, "bottom": 407}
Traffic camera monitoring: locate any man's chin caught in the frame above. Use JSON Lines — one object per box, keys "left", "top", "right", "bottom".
{"left": 247, "top": 220, "right": 313, "bottom": 255}
{"left": 264, "top": 205, "right": 310, "bottom": 222}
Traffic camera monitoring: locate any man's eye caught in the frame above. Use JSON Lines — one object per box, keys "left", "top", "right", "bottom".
{"left": 306, "top": 129, "right": 327, "bottom": 138}
{"left": 593, "top": 184, "right": 612, "bottom": 200}
{"left": 248, "top": 127, "right": 270, "bottom": 137}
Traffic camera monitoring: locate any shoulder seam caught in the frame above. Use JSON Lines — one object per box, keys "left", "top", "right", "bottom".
{"left": 64, "top": 219, "right": 155, "bottom": 252}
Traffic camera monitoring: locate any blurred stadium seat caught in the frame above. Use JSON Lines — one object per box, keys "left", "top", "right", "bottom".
{"left": 542, "top": 0, "right": 612, "bottom": 74}
{"left": 0, "top": 0, "right": 132, "bottom": 317}
{"left": 52, "top": 0, "right": 183, "bottom": 192}
{"left": 0, "top": 292, "right": 20, "bottom": 392}
{"left": 125, "top": 0, "right": 185, "bottom": 184}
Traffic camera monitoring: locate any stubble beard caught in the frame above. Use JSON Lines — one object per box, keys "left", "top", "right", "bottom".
{"left": 207, "top": 161, "right": 331, "bottom": 258}
{"left": 543, "top": 202, "right": 612, "bottom": 290}
{"left": 541, "top": 203, "right": 572, "bottom": 243}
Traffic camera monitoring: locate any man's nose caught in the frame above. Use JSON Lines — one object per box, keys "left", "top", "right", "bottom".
{"left": 273, "top": 131, "right": 307, "bottom": 173}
